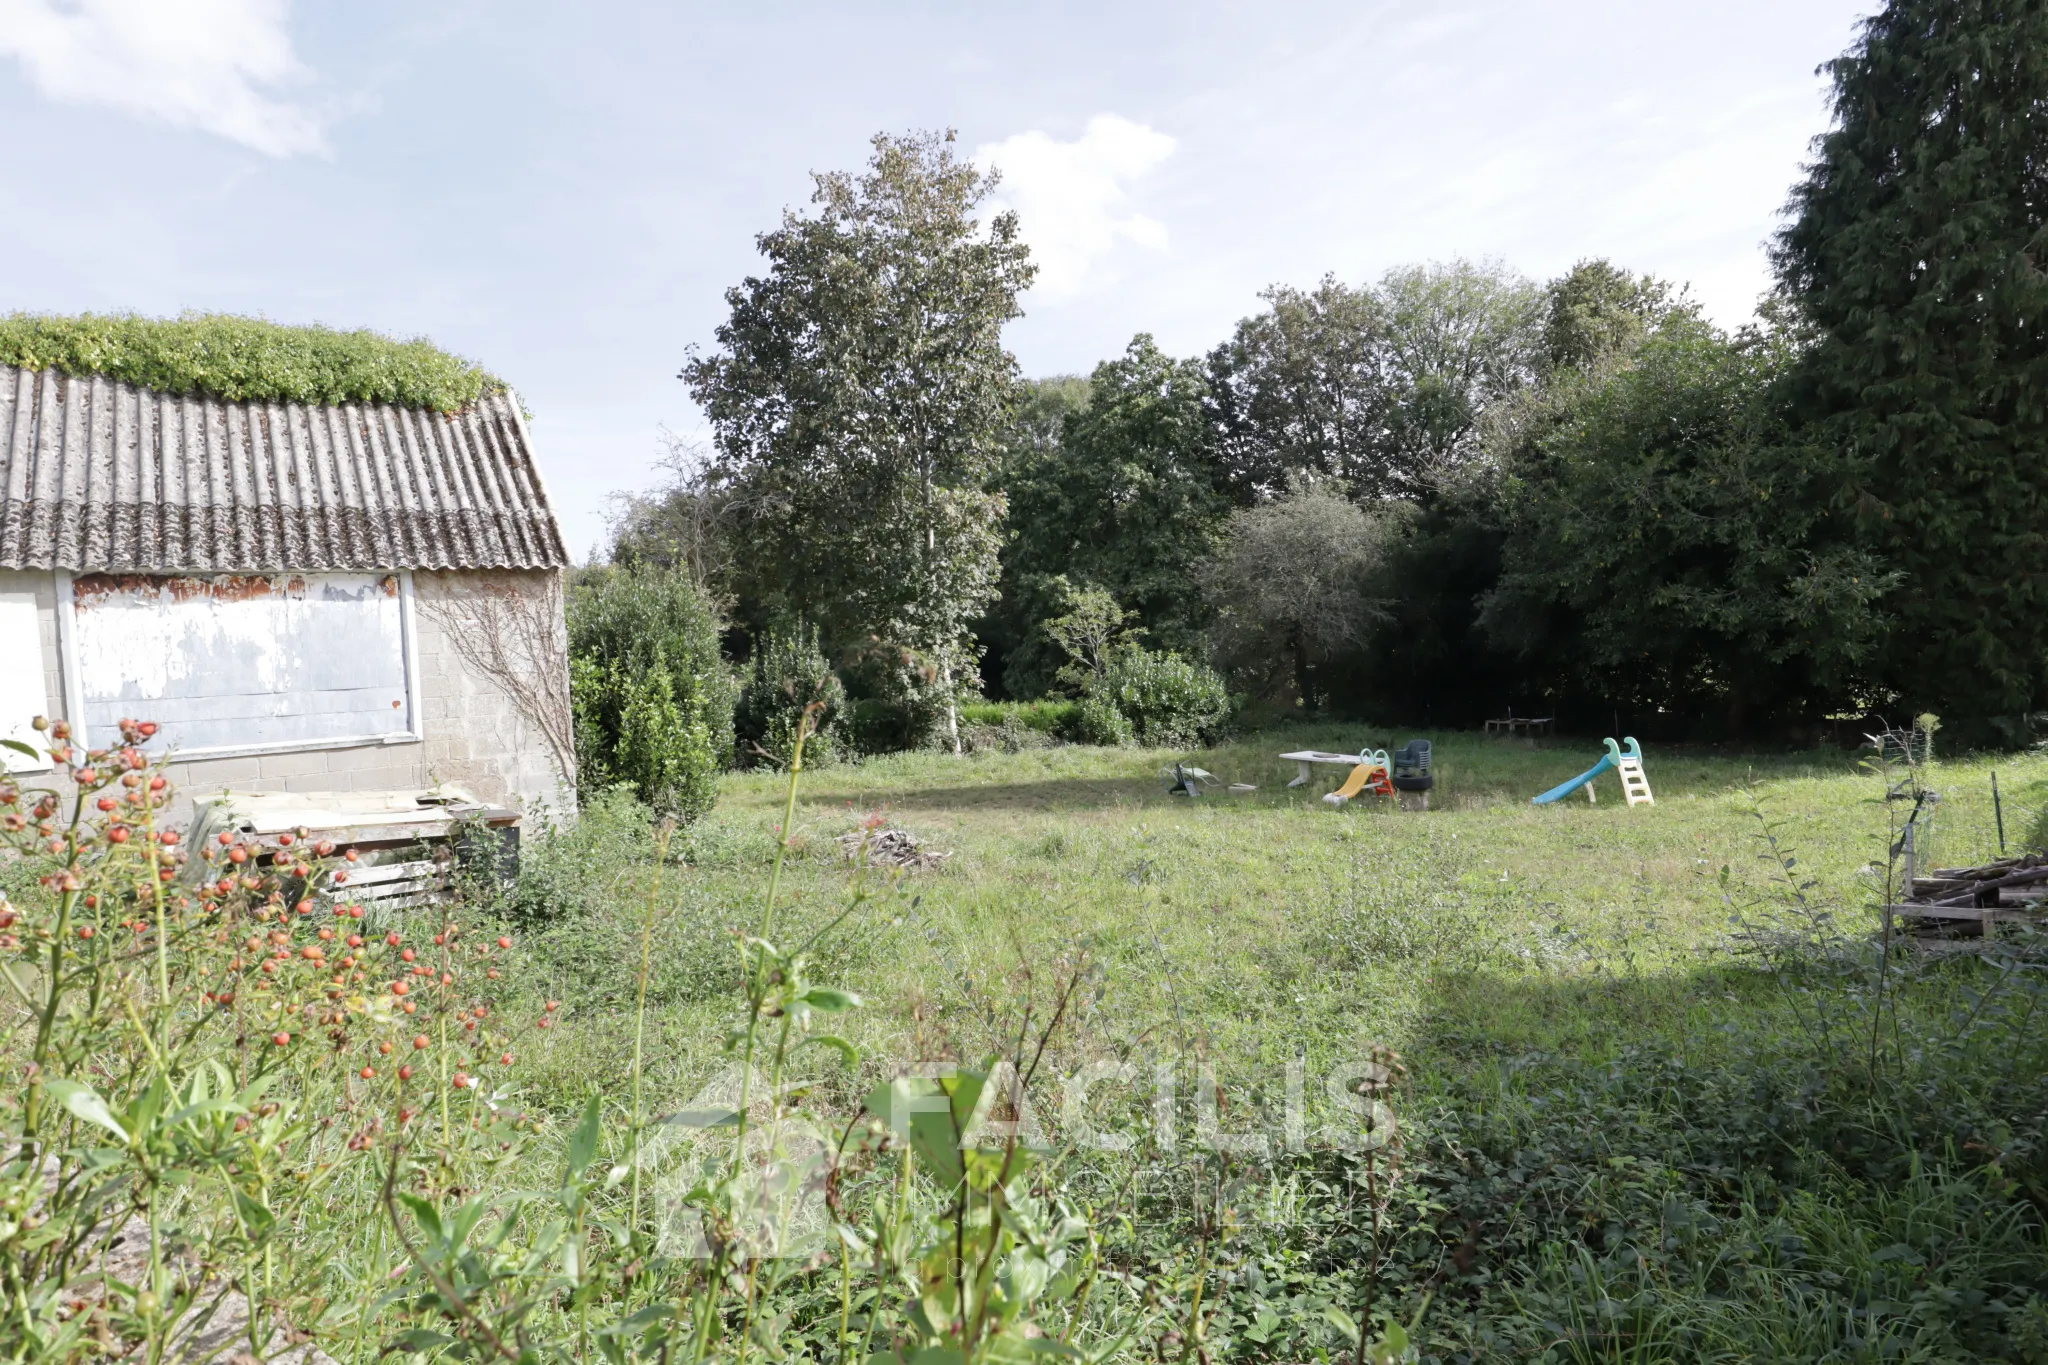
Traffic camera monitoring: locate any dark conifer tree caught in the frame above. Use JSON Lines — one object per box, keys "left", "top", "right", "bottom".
{"left": 1777, "top": 0, "right": 2048, "bottom": 737}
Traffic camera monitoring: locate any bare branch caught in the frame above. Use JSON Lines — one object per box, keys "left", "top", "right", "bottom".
{"left": 417, "top": 573, "right": 576, "bottom": 794}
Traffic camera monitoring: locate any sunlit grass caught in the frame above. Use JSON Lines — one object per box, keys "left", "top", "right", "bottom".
{"left": 521, "top": 727, "right": 2046, "bottom": 1105}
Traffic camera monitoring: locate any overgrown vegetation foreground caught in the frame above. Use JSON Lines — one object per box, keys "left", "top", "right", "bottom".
{"left": 7, "top": 721, "right": 2048, "bottom": 1363}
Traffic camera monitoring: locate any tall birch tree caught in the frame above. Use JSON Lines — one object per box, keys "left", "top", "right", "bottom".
{"left": 684, "top": 130, "right": 1034, "bottom": 750}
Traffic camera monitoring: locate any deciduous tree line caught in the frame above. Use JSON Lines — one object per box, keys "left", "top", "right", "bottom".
{"left": 596, "top": 0, "right": 2048, "bottom": 770}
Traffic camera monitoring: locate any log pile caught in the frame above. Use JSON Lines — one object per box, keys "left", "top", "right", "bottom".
{"left": 1895, "top": 852, "right": 2048, "bottom": 937}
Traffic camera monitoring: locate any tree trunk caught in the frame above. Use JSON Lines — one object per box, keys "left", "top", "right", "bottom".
{"left": 923, "top": 456, "right": 960, "bottom": 756}
{"left": 1293, "top": 625, "right": 1315, "bottom": 714}
{"left": 945, "top": 659, "right": 961, "bottom": 756}
{"left": 1727, "top": 688, "right": 1749, "bottom": 741}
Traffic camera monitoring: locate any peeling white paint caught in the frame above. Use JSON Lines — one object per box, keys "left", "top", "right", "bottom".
{"left": 0, "top": 591, "right": 50, "bottom": 772}
{"left": 71, "top": 574, "right": 414, "bottom": 756}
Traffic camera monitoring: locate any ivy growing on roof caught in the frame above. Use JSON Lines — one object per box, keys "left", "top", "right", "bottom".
{"left": 0, "top": 312, "right": 499, "bottom": 412}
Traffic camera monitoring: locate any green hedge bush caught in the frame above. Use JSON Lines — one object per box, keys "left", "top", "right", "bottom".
{"left": 956, "top": 700, "right": 1083, "bottom": 735}
{"left": 1070, "top": 695, "right": 1135, "bottom": 746}
{"left": 735, "top": 621, "right": 845, "bottom": 768}
{"left": 567, "top": 568, "right": 734, "bottom": 822}
{"left": 957, "top": 672, "right": 1229, "bottom": 750}
{"left": 0, "top": 312, "right": 498, "bottom": 411}
{"left": 1092, "top": 647, "right": 1231, "bottom": 747}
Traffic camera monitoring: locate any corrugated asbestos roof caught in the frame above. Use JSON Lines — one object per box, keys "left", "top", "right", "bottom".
{"left": 0, "top": 364, "right": 570, "bottom": 572}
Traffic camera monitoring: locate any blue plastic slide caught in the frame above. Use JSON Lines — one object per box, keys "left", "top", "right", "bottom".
{"left": 1532, "top": 738, "right": 1625, "bottom": 805}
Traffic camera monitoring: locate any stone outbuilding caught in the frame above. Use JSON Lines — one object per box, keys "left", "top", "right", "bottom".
{"left": 0, "top": 363, "right": 576, "bottom": 823}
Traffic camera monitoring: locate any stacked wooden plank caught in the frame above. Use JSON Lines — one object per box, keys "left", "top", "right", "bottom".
{"left": 1893, "top": 853, "right": 2048, "bottom": 937}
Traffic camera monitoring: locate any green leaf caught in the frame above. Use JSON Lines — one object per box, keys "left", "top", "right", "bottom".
{"left": 232, "top": 1071, "right": 278, "bottom": 1110}
{"left": 232, "top": 1188, "right": 275, "bottom": 1239}
{"left": 0, "top": 737, "right": 38, "bottom": 759}
{"left": 798, "top": 1033, "right": 860, "bottom": 1066}
{"left": 567, "top": 1096, "right": 603, "bottom": 1179}
{"left": 909, "top": 1350, "right": 965, "bottom": 1365}
{"left": 167, "top": 1096, "right": 244, "bottom": 1129}
{"left": 387, "top": 1328, "right": 454, "bottom": 1353}
{"left": 915, "top": 1071, "right": 986, "bottom": 1189}
{"left": 799, "top": 987, "right": 862, "bottom": 1013}
{"left": 397, "top": 1192, "right": 444, "bottom": 1244}
{"left": 130, "top": 1074, "right": 168, "bottom": 1137}
{"left": 867, "top": 1077, "right": 962, "bottom": 1186}
{"left": 617, "top": 1303, "right": 672, "bottom": 1332}
{"left": 45, "top": 1079, "right": 128, "bottom": 1143}
{"left": 448, "top": 1200, "right": 488, "bottom": 1252}
{"left": 1322, "top": 1306, "right": 1360, "bottom": 1344}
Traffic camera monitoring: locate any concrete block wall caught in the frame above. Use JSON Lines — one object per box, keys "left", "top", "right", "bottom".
{"left": 0, "top": 567, "right": 575, "bottom": 828}
{"left": 410, "top": 570, "right": 577, "bottom": 826}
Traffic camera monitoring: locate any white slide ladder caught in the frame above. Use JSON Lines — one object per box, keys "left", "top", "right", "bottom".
{"left": 1617, "top": 752, "right": 1654, "bottom": 806}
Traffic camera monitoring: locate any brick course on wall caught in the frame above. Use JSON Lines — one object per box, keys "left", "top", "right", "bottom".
{"left": 0, "top": 567, "right": 575, "bottom": 828}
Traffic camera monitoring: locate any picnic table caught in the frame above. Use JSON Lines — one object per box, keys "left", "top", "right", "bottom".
{"left": 1279, "top": 749, "right": 1375, "bottom": 788}
{"left": 1483, "top": 712, "right": 1554, "bottom": 737}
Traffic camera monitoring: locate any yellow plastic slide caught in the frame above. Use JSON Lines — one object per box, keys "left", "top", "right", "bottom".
{"left": 1332, "top": 764, "right": 1376, "bottom": 799}
{"left": 1324, "top": 763, "right": 1386, "bottom": 804}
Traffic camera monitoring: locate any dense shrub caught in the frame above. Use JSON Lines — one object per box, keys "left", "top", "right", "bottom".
{"left": 493, "top": 785, "right": 667, "bottom": 925}
{"left": 735, "top": 620, "right": 845, "bottom": 767}
{"left": 838, "top": 641, "right": 953, "bottom": 754}
{"left": 0, "top": 718, "right": 545, "bottom": 1361}
{"left": 568, "top": 567, "right": 734, "bottom": 821}
{"left": 0, "top": 311, "right": 497, "bottom": 411}
{"left": 1091, "top": 646, "right": 1231, "bottom": 747}
{"left": 1070, "top": 694, "right": 1135, "bottom": 746}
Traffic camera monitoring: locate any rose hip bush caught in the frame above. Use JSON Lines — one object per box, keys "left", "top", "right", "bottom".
{"left": 0, "top": 716, "right": 539, "bottom": 1364}
{"left": 4, "top": 712, "right": 1309, "bottom": 1365}
{"left": 3, "top": 705, "right": 1430, "bottom": 1365}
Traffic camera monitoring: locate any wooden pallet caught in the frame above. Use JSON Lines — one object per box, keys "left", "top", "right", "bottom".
{"left": 1888, "top": 900, "right": 2047, "bottom": 955}
{"left": 1887, "top": 902, "right": 2045, "bottom": 925}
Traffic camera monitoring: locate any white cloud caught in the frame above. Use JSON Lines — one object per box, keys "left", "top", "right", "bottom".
{"left": 977, "top": 114, "right": 1176, "bottom": 298}
{"left": 0, "top": 0, "right": 325, "bottom": 156}
{"left": 1386, "top": 12, "right": 1480, "bottom": 52}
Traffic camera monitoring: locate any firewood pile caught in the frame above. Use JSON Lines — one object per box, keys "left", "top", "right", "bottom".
{"left": 1896, "top": 852, "right": 2048, "bottom": 939}
{"left": 836, "top": 825, "right": 951, "bottom": 871}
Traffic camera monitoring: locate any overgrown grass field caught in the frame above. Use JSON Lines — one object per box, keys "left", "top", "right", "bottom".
{"left": 15, "top": 726, "right": 2041, "bottom": 1361}
{"left": 498, "top": 728, "right": 2048, "bottom": 1361}
{"left": 523, "top": 728, "right": 2032, "bottom": 1078}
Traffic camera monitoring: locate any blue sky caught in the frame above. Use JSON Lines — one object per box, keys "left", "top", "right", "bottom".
{"left": 0, "top": 1, "right": 1871, "bottom": 556}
